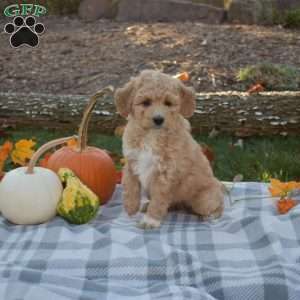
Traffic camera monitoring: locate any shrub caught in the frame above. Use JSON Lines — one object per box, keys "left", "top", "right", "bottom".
{"left": 237, "top": 63, "right": 300, "bottom": 91}
{"left": 284, "top": 9, "right": 300, "bottom": 28}
{"left": 192, "top": 0, "right": 224, "bottom": 8}
{"left": 273, "top": 8, "right": 300, "bottom": 28}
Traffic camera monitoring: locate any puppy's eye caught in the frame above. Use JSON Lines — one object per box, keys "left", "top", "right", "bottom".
{"left": 142, "top": 99, "right": 152, "bottom": 107}
{"left": 164, "top": 100, "right": 172, "bottom": 107}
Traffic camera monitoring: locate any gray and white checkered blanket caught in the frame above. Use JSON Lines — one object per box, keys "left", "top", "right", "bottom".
{"left": 1, "top": 183, "right": 300, "bottom": 300}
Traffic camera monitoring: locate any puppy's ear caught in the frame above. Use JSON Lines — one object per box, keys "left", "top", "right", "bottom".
{"left": 179, "top": 83, "right": 196, "bottom": 118}
{"left": 115, "top": 79, "right": 135, "bottom": 117}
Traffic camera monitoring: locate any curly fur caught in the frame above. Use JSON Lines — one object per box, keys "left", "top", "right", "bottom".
{"left": 115, "top": 70, "right": 224, "bottom": 228}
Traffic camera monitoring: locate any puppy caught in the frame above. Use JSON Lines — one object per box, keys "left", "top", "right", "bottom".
{"left": 115, "top": 70, "right": 224, "bottom": 229}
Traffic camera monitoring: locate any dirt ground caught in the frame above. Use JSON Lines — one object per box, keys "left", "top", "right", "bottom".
{"left": 0, "top": 16, "right": 300, "bottom": 95}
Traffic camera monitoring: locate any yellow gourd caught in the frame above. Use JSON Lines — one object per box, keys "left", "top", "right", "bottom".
{"left": 57, "top": 168, "right": 99, "bottom": 224}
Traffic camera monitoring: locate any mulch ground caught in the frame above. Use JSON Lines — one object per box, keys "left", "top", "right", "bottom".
{"left": 0, "top": 16, "right": 300, "bottom": 95}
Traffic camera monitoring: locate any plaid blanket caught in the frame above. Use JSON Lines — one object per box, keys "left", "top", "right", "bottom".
{"left": 1, "top": 183, "right": 300, "bottom": 300}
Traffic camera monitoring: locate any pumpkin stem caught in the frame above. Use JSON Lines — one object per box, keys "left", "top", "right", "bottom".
{"left": 78, "top": 86, "right": 114, "bottom": 151}
{"left": 26, "top": 136, "right": 77, "bottom": 174}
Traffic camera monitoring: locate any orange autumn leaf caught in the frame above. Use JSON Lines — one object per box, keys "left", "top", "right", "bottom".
{"left": 2, "top": 140, "right": 13, "bottom": 151}
{"left": 39, "top": 152, "right": 52, "bottom": 168}
{"left": 269, "top": 179, "right": 300, "bottom": 198}
{"left": 174, "top": 72, "right": 189, "bottom": 82}
{"left": 0, "top": 141, "right": 13, "bottom": 159}
{"left": 247, "top": 83, "right": 265, "bottom": 94}
{"left": 201, "top": 143, "right": 215, "bottom": 164}
{"left": 0, "top": 141, "right": 13, "bottom": 173}
{"left": 277, "top": 198, "right": 297, "bottom": 214}
{"left": 286, "top": 181, "right": 300, "bottom": 191}
{"left": 66, "top": 138, "right": 78, "bottom": 149}
{"left": 116, "top": 170, "right": 123, "bottom": 184}
{"left": 11, "top": 139, "right": 36, "bottom": 166}
{"left": 269, "top": 179, "right": 285, "bottom": 197}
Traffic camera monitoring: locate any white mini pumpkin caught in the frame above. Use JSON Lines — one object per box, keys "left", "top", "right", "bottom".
{"left": 0, "top": 136, "right": 76, "bottom": 225}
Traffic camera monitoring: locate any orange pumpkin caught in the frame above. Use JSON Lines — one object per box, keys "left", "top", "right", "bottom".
{"left": 47, "top": 87, "right": 117, "bottom": 204}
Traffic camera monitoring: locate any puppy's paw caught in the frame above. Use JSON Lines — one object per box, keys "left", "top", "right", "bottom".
{"left": 201, "top": 204, "right": 223, "bottom": 222}
{"left": 138, "top": 215, "right": 161, "bottom": 230}
{"left": 124, "top": 199, "right": 140, "bottom": 216}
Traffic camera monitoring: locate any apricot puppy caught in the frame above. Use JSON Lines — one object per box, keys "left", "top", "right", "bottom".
{"left": 115, "top": 70, "right": 224, "bottom": 229}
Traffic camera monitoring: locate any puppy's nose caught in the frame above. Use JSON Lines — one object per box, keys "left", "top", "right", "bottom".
{"left": 153, "top": 116, "right": 164, "bottom": 126}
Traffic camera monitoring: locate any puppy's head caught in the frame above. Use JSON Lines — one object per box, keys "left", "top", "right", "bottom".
{"left": 115, "top": 70, "right": 195, "bottom": 130}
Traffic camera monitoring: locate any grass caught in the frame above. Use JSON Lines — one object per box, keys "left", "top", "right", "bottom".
{"left": 8, "top": 128, "right": 122, "bottom": 155}
{"left": 2, "top": 128, "right": 300, "bottom": 182}
{"left": 197, "top": 135, "right": 300, "bottom": 182}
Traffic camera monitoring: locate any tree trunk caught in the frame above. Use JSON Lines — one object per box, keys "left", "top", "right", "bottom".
{"left": 192, "top": 91, "right": 300, "bottom": 136}
{"left": 0, "top": 91, "right": 299, "bottom": 136}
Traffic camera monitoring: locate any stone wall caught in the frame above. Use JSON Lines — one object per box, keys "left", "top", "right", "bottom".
{"left": 116, "top": 0, "right": 225, "bottom": 23}
{"left": 77, "top": 0, "right": 226, "bottom": 22}
{"left": 190, "top": 0, "right": 225, "bottom": 8}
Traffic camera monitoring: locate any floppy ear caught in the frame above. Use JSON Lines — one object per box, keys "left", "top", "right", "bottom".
{"left": 114, "top": 79, "right": 135, "bottom": 118}
{"left": 179, "top": 83, "right": 196, "bottom": 118}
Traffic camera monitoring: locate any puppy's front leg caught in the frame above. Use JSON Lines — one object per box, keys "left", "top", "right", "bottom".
{"left": 122, "top": 164, "right": 141, "bottom": 216}
{"left": 139, "top": 177, "right": 171, "bottom": 229}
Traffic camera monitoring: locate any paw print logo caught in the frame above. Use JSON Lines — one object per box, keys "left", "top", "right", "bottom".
{"left": 4, "top": 16, "right": 45, "bottom": 48}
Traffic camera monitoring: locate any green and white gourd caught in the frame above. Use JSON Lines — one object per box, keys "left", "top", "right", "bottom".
{"left": 57, "top": 168, "right": 99, "bottom": 224}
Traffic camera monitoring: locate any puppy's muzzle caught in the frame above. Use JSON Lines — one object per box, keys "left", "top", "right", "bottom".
{"left": 153, "top": 116, "right": 164, "bottom": 127}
